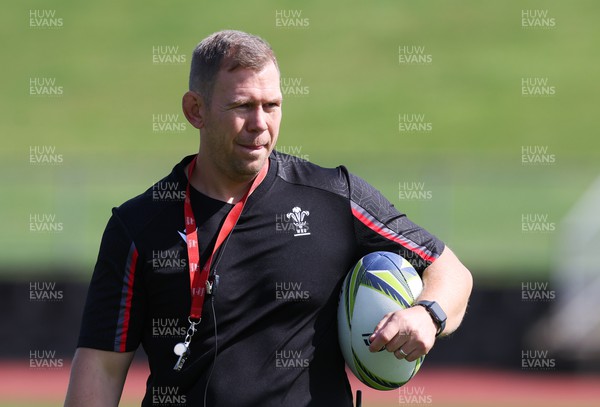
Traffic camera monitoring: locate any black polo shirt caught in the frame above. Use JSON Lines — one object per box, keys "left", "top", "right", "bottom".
{"left": 78, "top": 151, "right": 444, "bottom": 406}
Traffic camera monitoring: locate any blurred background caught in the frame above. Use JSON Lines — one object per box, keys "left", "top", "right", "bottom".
{"left": 1, "top": 0, "right": 599, "bottom": 406}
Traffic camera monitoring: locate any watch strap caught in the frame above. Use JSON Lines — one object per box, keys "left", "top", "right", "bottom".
{"left": 414, "top": 300, "right": 447, "bottom": 337}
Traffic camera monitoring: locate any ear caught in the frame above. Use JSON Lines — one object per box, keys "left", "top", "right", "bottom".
{"left": 182, "top": 91, "right": 206, "bottom": 129}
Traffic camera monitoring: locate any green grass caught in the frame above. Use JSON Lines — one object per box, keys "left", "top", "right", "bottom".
{"left": 1, "top": 1, "right": 599, "bottom": 282}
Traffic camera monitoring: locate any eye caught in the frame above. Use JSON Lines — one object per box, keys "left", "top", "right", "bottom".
{"left": 264, "top": 102, "right": 281, "bottom": 111}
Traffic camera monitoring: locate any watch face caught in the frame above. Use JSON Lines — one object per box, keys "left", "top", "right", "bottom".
{"left": 415, "top": 301, "right": 447, "bottom": 337}
{"left": 428, "top": 302, "right": 447, "bottom": 323}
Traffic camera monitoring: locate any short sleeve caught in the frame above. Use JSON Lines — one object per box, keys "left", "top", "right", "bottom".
{"left": 77, "top": 209, "right": 146, "bottom": 352}
{"left": 347, "top": 172, "right": 445, "bottom": 273}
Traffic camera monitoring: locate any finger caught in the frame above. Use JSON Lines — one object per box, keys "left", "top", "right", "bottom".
{"left": 368, "top": 314, "right": 400, "bottom": 353}
{"left": 394, "top": 348, "right": 409, "bottom": 360}
{"left": 403, "top": 346, "right": 424, "bottom": 362}
{"left": 369, "top": 312, "right": 393, "bottom": 344}
{"left": 404, "top": 350, "right": 422, "bottom": 362}
{"left": 394, "top": 340, "right": 428, "bottom": 362}
{"left": 383, "top": 330, "right": 410, "bottom": 354}
{"left": 400, "top": 330, "right": 434, "bottom": 360}
{"left": 369, "top": 313, "right": 401, "bottom": 352}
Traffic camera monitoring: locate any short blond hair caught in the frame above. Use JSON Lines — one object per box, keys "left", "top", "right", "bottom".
{"left": 189, "top": 30, "right": 279, "bottom": 105}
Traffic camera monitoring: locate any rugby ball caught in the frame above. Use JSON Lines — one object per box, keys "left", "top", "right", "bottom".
{"left": 338, "top": 251, "right": 424, "bottom": 390}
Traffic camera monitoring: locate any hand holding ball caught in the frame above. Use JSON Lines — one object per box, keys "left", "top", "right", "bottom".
{"left": 337, "top": 252, "right": 425, "bottom": 390}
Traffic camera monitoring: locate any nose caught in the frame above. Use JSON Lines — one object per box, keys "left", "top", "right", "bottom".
{"left": 246, "top": 106, "right": 268, "bottom": 133}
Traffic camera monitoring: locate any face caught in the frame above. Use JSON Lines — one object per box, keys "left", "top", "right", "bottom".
{"left": 198, "top": 61, "right": 282, "bottom": 182}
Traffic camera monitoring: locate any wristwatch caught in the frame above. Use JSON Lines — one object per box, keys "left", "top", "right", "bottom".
{"left": 414, "top": 300, "right": 447, "bottom": 337}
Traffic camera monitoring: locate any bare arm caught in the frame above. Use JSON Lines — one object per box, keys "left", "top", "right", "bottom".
{"left": 369, "top": 246, "right": 473, "bottom": 361}
{"left": 64, "top": 347, "right": 135, "bottom": 407}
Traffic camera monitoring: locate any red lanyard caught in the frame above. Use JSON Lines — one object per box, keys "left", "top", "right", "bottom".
{"left": 184, "top": 156, "right": 268, "bottom": 321}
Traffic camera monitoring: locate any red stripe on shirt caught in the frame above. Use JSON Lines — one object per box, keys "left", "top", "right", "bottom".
{"left": 351, "top": 205, "right": 437, "bottom": 263}
{"left": 118, "top": 247, "right": 138, "bottom": 352}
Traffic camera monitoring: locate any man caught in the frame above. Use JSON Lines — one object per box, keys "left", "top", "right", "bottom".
{"left": 65, "top": 30, "right": 472, "bottom": 406}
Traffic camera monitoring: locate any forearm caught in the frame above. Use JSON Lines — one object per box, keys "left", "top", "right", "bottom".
{"left": 418, "top": 246, "right": 473, "bottom": 336}
{"left": 64, "top": 348, "right": 134, "bottom": 407}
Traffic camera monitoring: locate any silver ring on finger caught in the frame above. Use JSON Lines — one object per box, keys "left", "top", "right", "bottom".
{"left": 398, "top": 348, "right": 408, "bottom": 357}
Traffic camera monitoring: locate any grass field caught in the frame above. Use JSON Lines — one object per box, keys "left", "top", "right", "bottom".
{"left": 2, "top": 1, "right": 599, "bottom": 281}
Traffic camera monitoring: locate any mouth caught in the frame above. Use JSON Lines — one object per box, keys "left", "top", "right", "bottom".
{"left": 241, "top": 145, "right": 264, "bottom": 150}
{"left": 237, "top": 143, "right": 267, "bottom": 153}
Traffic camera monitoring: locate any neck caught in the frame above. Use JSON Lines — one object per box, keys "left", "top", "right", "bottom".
{"left": 186, "top": 155, "right": 267, "bottom": 204}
